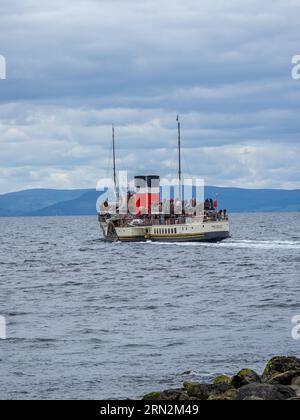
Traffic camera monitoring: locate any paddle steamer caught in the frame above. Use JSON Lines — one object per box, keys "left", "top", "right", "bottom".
{"left": 98, "top": 119, "right": 230, "bottom": 242}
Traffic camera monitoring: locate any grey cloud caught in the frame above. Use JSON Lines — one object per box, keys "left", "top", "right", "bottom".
{"left": 0, "top": 0, "right": 300, "bottom": 193}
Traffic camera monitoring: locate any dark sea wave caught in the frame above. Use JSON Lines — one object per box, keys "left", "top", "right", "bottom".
{"left": 0, "top": 213, "right": 299, "bottom": 399}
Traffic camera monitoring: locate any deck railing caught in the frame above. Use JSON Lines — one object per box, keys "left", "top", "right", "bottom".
{"left": 99, "top": 213, "right": 228, "bottom": 227}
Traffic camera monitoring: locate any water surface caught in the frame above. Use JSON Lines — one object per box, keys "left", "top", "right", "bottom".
{"left": 0, "top": 213, "right": 299, "bottom": 399}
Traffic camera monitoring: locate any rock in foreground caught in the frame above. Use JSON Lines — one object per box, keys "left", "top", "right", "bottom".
{"left": 262, "top": 356, "right": 300, "bottom": 382}
{"left": 235, "top": 384, "right": 296, "bottom": 401}
{"left": 142, "top": 356, "right": 300, "bottom": 401}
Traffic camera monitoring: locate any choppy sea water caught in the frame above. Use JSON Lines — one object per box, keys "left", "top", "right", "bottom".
{"left": 0, "top": 213, "right": 300, "bottom": 400}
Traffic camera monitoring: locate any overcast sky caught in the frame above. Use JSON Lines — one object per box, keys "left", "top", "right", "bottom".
{"left": 0, "top": 0, "right": 299, "bottom": 193}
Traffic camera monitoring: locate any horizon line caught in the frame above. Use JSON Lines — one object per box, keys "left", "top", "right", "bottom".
{"left": 1, "top": 184, "right": 300, "bottom": 196}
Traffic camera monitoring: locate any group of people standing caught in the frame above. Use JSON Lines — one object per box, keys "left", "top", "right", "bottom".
{"left": 217, "top": 209, "right": 228, "bottom": 221}
{"left": 204, "top": 198, "right": 218, "bottom": 211}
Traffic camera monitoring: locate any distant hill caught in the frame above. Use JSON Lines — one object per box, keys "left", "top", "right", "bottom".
{"left": 0, "top": 189, "right": 90, "bottom": 216}
{"left": 206, "top": 187, "right": 300, "bottom": 213}
{"left": 0, "top": 187, "right": 299, "bottom": 217}
{"left": 28, "top": 190, "right": 101, "bottom": 216}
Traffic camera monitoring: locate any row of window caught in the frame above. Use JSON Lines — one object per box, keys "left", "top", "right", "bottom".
{"left": 152, "top": 226, "right": 193, "bottom": 235}
{"left": 153, "top": 228, "right": 177, "bottom": 235}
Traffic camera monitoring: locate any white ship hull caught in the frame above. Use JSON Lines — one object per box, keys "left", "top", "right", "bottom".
{"left": 100, "top": 220, "right": 230, "bottom": 242}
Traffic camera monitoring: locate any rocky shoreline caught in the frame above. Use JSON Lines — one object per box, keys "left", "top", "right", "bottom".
{"left": 142, "top": 356, "right": 300, "bottom": 401}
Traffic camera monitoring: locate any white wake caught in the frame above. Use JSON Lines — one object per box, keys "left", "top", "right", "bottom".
{"left": 146, "top": 239, "right": 300, "bottom": 250}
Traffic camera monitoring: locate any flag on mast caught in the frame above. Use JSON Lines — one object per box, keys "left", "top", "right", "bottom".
{"left": 214, "top": 193, "right": 218, "bottom": 209}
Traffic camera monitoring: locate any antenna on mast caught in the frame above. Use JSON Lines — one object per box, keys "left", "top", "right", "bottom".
{"left": 177, "top": 115, "right": 182, "bottom": 204}
{"left": 112, "top": 125, "right": 117, "bottom": 191}
{"left": 112, "top": 124, "right": 119, "bottom": 213}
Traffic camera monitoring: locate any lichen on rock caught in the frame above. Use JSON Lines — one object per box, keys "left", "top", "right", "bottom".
{"left": 143, "top": 391, "right": 162, "bottom": 400}
{"left": 213, "top": 375, "right": 232, "bottom": 385}
{"left": 208, "top": 389, "right": 238, "bottom": 400}
{"left": 230, "top": 369, "right": 261, "bottom": 388}
{"left": 262, "top": 357, "right": 300, "bottom": 382}
{"left": 183, "top": 382, "right": 233, "bottom": 400}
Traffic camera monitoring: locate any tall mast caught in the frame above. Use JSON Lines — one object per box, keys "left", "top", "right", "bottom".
{"left": 177, "top": 115, "right": 182, "bottom": 203}
{"left": 112, "top": 125, "right": 117, "bottom": 192}
{"left": 112, "top": 125, "right": 119, "bottom": 212}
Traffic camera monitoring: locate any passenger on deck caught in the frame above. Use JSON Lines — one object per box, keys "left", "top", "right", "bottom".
{"left": 170, "top": 199, "right": 175, "bottom": 216}
{"left": 100, "top": 200, "right": 110, "bottom": 214}
{"left": 217, "top": 210, "right": 224, "bottom": 220}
